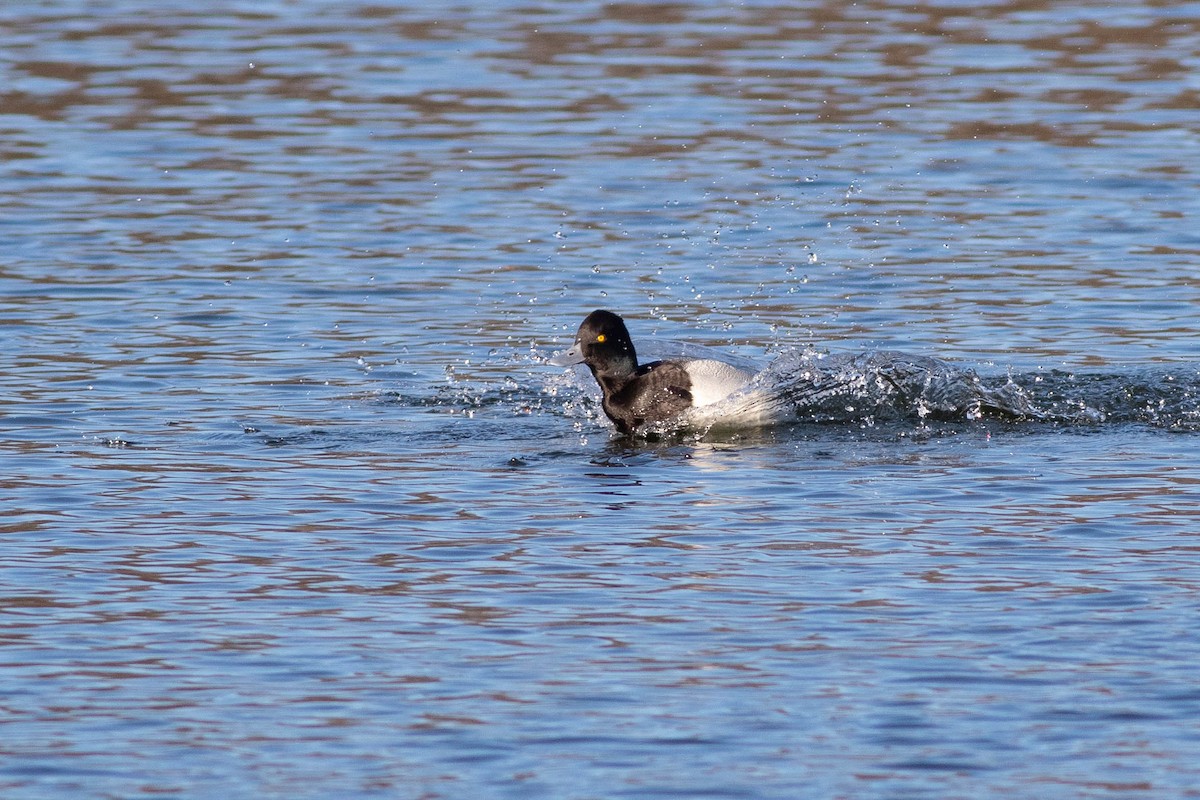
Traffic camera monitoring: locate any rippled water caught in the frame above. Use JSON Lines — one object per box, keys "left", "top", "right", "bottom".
{"left": 4, "top": 1, "right": 1200, "bottom": 797}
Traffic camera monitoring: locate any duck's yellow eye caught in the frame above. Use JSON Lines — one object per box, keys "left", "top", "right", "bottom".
{"left": 596, "top": 334, "right": 607, "bottom": 343}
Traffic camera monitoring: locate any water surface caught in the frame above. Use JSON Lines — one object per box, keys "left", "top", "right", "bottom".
{"left": 3, "top": 1, "right": 1200, "bottom": 798}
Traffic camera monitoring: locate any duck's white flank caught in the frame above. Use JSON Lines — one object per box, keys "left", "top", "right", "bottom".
{"left": 681, "top": 360, "right": 756, "bottom": 407}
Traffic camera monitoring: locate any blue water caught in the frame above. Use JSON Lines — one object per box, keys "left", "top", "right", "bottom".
{"left": 3, "top": 1, "right": 1200, "bottom": 798}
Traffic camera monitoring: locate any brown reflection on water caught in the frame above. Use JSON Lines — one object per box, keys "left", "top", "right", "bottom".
{"left": 3, "top": 2, "right": 1194, "bottom": 186}
{"left": 1, "top": 7, "right": 1190, "bottom": 126}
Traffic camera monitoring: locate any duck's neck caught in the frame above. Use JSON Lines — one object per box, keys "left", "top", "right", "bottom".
{"left": 588, "top": 356, "right": 638, "bottom": 397}
{"left": 592, "top": 371, "right": 629, "bottom": 399}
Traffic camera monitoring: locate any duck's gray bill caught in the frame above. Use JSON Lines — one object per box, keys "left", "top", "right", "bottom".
{"left": 549, "top": 345, "right": 584, "bottom": 367}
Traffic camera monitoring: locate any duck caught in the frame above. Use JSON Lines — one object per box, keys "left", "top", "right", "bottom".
{"left": 549, "top": 309, "right": 756, "bottom": 433}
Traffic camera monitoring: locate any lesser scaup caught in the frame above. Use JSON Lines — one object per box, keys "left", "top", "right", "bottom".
{"left": 550, "top": 309, "right": 755, "bottom": 433}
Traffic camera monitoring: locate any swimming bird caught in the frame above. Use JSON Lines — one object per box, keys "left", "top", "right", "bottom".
{"left": 549, "top": 309, "right": 755, "bottom": 433}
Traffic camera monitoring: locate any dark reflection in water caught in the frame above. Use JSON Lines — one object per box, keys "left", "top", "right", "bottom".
{"left": 3, "top": 1, "right": 1200, "bottom": 798}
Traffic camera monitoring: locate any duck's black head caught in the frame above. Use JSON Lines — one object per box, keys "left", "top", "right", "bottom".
{"left": 549, "top": 309, "right": 638, "bottom": 379}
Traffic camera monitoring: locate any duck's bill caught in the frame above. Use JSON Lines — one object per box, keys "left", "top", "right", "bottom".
{"left": 549, "top": 345, "right": 584, "bottom": 367}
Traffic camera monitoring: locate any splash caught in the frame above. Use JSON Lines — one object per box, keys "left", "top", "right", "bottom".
{"left": 679, "top": 351, "right": 1200, "bottom": 434}
{"left": 388, "top": 347, "right": 1200, "bottom": 437}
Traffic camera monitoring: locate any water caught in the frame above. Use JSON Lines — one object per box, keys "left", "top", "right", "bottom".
{"left": 3, "top": 1, "right": 1200, "bottom": 797}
